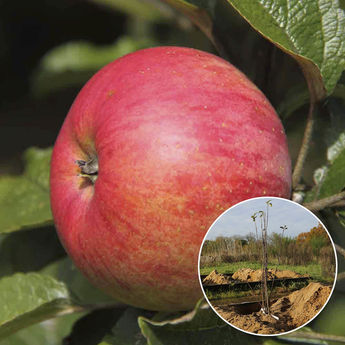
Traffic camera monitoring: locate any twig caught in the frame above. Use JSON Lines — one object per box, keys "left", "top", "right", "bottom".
{"left": 281, "top": 331, "right": 345, "bottom": 343}
{"left": 330, "top": 200, "right": 345, "bottom": 208}
{"left": 337, "top": 271, "right": 345, "bottom": 281}
{"left": 335, "top": 244, "right": 345, "bottom": 259}
{"left": 304, "top": 191, "right": 345, "bottom": 211}
{"left": 292, "top": 101, "right": 315, "bottom": 189}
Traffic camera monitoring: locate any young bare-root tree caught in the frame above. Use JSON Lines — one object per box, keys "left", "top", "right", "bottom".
{"left": 252, "top": 200, "right": 279, "bottom": 320}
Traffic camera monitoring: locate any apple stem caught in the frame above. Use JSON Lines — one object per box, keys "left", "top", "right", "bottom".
{"left": 292, "top": 100, "right": 316, "bottom": 190}
{"left": 76, "top": 157, "right": 98, "bottom": 183}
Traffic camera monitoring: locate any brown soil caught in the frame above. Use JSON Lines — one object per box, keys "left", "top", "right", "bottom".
{"left": 214, "top": 282, "right": 332, "bottom": 334}
{"left": 231, "top": 268, "right": 308, "bottom": 282}
{"left": 202, "top": 270, "right": 232, "bottom": 285}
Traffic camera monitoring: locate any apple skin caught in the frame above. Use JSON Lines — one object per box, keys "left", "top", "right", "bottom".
{"left": 50, "top": 46, "right": 291, "bottom": 311}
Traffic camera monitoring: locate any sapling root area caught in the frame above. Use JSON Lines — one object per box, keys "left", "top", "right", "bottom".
{"left": 214, "top": 282, "right": 331, "bottom": 334}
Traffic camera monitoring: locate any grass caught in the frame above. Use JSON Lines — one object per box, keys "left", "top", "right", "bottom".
{"left": 200, "top": 261, "right": 331, "bottom": 282}
{"left": 205, "top": 289, "right": 254, "bottom": 301}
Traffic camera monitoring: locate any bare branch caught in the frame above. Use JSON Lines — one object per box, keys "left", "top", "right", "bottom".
{"left": 304, "top": 191, "right": 345, "bottom": 211}
{"left": 335, "top": 244, "right": 345, "bottom": 259}
{"left": 292, "top": 101, "right": 315, "bottom": 189}
{"left": 281, "top": 331, "right": 345, "bottom": 343}
{"left": 337, "top": 271, "right": 345, "bottom": 281}
{"left": 330, "top": 200, "right": 345, "bottom": 208}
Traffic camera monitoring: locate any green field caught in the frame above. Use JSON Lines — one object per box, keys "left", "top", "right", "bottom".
{"left": 200, "top": 261, "right": 331, "bottom": 283}
{"left": 205, "top": 289, "right": 257, "bottom": 301}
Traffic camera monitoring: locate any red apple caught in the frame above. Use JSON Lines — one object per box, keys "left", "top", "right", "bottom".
{"left": 50, "top": 46, "right": 291, "bottom": 311}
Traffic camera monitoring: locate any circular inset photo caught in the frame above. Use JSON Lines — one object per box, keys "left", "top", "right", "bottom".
{"left": 198, "top": 197, "right": 337, "bottom": 336}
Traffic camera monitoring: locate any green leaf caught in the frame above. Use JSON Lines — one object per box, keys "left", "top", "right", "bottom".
{"left": 138, "top": 300, "right": 259, "bottom": 345}
{"left": 263, "top": 341, "right": 284, "bottom": 345}
{"left": 65, "top": 309, "right": 126, "bottom": 345}
{"left": 319, "top": 152, "right": 345, "bottom": 198}
{"left": 312, "top": 292, "right": 345, "bottom": 344}
{"left": 165, "top": 0, "right": 345, "bottom": 100}
{"left": 327, "top": 132, "right": 345, "bottom": 163}
{"left": 225, "top": 0, "right": 345, "bottom": 99}
{"left": 140, "top": 299, "right": 224, "bottom": 330}
{"left": 139, "top": 320, "right": 256, "bottom": 345}
{"left": 278, "top": 327, "right": 329, "bottom": 344}
{"left": 305, "top": 98, "right": 345, "bottom": 203}
{"left": 41, "top": 257, "right": 115, "bottom": 305}
{"left": 277, "top": 84, "right": 309, "bottom": 120}
{"left": 0, "top": 272, "right": 75, "bottom": 340}
{"left": 89, "top": 0, "right": 166, "bottom": 21}
{"left": 332, "top": 84, "right": 345, "bottom": 102}
{"left": 316, "top": 132, "right": 345, "bottom": 198}
{"left": 341, "top": 0, "right": 345, "bottom": 10}
{"left": 0, "top": 147, "right": 53, "bottom": 234}
{"left": 101, "top": 301, "right": 245, "bottom": 345}
{"left": 102, "top": 308, "right": 151, "bottom": 345}
{"left": 32, "top": 36, "right": 155, "bottom": 97}
{"left": 0, "top": 227, "right": 65, "bottom": 278}
{"left": 0, "top": 313, "right": 84, "bottom": 345}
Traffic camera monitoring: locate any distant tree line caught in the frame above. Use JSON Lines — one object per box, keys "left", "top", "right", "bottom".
{"left": 201, "top": 224, "right": 335, "bottom": 277}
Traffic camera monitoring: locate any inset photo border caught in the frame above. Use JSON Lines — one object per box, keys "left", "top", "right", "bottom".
{"left": 198, "top": 197, "right": 338, "bottom": 336}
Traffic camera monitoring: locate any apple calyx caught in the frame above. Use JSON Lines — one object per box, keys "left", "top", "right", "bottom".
{"left": 76, "top": 157, "right": 98, "bottom": 183}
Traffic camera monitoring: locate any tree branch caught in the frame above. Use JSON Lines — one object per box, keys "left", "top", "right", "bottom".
{"left": 335, "top": 244, "right": 345, "bottom": 259}
{"left": 304, "top": 191, "right": 345, "bottom": 211}
{"left": 292, "top": 101, "right": 315, "bottom": 189}
{"left": 337, "top": 271, "right": 345, "bottom": 281}
{"left": 281, "top": 331, "right": 345, "bottom": 344}
{"left": 330, "top": 200, "right": 345, "bottom": 208}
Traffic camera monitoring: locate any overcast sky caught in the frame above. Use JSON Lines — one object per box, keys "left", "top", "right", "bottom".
{"left": 205, "top": 197, "right": 325, "bottom": 240}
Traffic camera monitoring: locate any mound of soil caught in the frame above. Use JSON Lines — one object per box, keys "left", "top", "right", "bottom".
{"left": 276, "top": 282, "right": 331, "bottom": 326}
{"left": 232, "top": 268, "right": 307, "bottom": 282}
{"left": 275, "top": 270, "right": 308, "bottom": 279}
{"left": 202, "top": 270, "right": 232, "bottom": 285}
{"left": 232, "top": 268, "right": 273, "bottom": 282}
{"left": 214, "top": 282, "right": 331, "bottom": 334}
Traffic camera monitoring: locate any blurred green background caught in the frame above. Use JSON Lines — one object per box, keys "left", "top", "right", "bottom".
{"left": 0, "top": 0, "right": 212, "bottom": 175}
